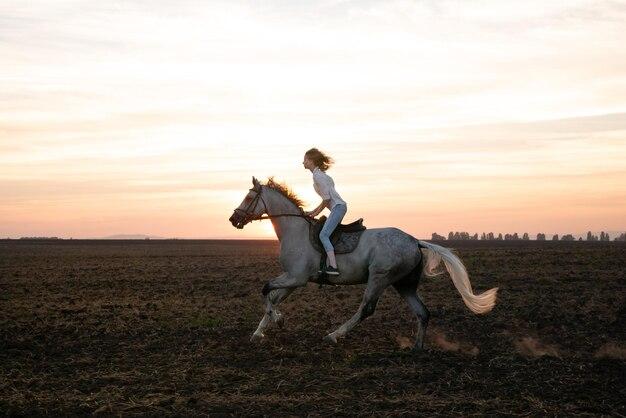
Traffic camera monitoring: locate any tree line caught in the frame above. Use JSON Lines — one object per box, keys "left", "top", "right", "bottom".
{"left": 431, "top": 231, "right": 625, "bottom": 241}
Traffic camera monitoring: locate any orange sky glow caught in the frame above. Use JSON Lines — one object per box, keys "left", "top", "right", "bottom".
{"left": 1, "top": 1, "right": 625, "bottom": 239}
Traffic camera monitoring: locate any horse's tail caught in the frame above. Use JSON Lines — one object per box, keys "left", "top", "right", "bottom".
{"left": 417, "top": 240, "right": 498, "bottom": 314}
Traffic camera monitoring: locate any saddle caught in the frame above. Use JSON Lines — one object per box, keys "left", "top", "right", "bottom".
{"left": 309, "top": 215, "right": 367, "bottom": 255}
{"left": 309, "top": 215, "right": 366, "bottom": 285}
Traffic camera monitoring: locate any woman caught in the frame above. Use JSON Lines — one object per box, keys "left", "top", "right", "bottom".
{"left": 302, "top": 148, "right": 347, "bottom": 275}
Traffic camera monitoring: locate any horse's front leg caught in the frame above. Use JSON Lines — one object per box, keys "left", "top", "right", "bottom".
{"left": 251, "top": 275, "right": 295, "bottom": 342}
{"left": 261, "top": 270, "right": 309, "bottom": 295}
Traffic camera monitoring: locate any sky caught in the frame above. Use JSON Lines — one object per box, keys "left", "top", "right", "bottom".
{"left": 1, "top": 0, "right": 625, "bottom": 239}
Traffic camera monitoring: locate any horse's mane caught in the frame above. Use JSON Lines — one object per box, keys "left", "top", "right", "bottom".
{"left": 263, "top": 176, "right": 305, "bottom": 209}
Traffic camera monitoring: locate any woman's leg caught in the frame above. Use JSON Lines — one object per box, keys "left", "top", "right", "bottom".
{"left": 319, "top": 204, "right": 347, "bottom": 268}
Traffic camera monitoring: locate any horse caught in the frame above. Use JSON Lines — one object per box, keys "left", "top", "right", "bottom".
{"left": 228, "top": 176, "right": 498, "bottom": 350}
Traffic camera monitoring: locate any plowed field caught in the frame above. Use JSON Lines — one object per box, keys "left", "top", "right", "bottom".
{"left": 1, "top": 239, "right": 624, "bottom": 416}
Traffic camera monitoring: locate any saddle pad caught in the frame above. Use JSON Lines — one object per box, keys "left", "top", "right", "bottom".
{"left": 309, "top": 216, "right": 366, "bottom": 254}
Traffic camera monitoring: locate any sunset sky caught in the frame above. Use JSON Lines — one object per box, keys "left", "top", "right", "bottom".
{"left": 1, "top": 0, "right": 625, "bottom": 239}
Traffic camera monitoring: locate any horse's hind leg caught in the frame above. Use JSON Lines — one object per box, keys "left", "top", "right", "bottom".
{"left": 251, "top": 288, "right": 293, "bottom": 342}
{"left": 324, "top": 273, "right": 388, "bottom": 344}
{"left": 393, "top": 278, "right": 430, "bottom": 350}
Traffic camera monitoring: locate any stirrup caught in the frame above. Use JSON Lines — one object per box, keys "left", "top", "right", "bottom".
{"left": 324, "top": 266, "right": 340, "bottom": 275}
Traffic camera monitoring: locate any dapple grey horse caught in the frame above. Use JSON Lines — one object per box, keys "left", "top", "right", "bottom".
{"left": 228, "top": 177, "right": 498, "bottom": 349}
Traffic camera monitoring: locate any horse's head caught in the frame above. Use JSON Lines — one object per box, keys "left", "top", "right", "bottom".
{"left": 228, "top": 176, "right": 267, "bottom": 229}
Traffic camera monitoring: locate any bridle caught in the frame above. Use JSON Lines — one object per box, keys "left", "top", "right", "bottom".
{"left": 234, "top": 186, "right": 313, "bottom": 225}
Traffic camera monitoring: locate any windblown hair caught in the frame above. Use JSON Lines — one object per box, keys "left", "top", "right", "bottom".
{"left": 263, "top": 176, "right": 305, "bottom": 208}
{"left": 305, "top": 147, "right": 334, "bottom": 172}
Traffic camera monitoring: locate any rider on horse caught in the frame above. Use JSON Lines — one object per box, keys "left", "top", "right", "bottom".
{"left": 302, "top": 148, "right": 347, "bottom": 276}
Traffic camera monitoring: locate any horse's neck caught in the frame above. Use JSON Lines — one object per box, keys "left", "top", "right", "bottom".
{"left": 266, "top": 191, "right": 309, "bottom": 244}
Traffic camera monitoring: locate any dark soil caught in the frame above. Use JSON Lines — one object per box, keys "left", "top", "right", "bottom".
{"left": 1, "top": 239, "right": 624, "bottom": 416}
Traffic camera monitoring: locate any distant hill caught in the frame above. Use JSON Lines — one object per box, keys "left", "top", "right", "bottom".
{"left": 100, "top": 234, "right": 166, "bottom": 240}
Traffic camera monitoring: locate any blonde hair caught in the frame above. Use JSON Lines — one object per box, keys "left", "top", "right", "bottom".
{"left": 305, "top": 148, "right": 334, "bottom": 171}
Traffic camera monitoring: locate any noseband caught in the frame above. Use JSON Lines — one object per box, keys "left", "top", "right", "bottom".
{"left": 234, "top": 186, "right": 313, "bottom": 225}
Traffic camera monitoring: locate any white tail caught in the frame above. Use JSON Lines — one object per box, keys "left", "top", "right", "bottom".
{"left": 418, "top": 240, "right": 498, "bottom": 314}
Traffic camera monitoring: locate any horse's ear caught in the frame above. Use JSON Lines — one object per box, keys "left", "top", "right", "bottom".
{"left": 252, "top": 176, "right": 261, "bottom": 190}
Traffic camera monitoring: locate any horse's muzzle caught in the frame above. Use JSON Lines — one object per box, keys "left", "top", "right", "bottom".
{"left": 229, "top": 211, "right": 247, "bottom": 229}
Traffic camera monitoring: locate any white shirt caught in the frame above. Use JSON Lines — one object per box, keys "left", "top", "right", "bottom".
{"left": 312, "top": 166, "right": 347, "bottom": 210}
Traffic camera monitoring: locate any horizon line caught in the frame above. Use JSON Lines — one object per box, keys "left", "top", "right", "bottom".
{"left": 1, "top": 228, "right": 624, "bottom": 240}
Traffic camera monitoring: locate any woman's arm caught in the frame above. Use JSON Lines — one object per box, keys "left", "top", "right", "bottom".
{"left": 307, "top": 174, "right": 332, "bottom": 216}
{"left": 306, "top": 199, "right": 330, "bottom": 217}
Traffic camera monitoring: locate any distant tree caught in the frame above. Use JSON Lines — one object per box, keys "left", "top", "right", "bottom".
{"left": 497, "top": 233, "right": 503, "bottom": 240}
{"left": 578, "top": 237, "right": 583, "bottom": 241}
{"left": 552, "top": 234, "right": 559, "bottom": 241}
{"left": 522, "top": 233, "right": 529, "bottom": 240}
{"left": 451, "top": 231, "right": 470, "bottom": 240}
{"left": 472, "top": 233, "right": 478, "bottom": 240}
{"left": 488, "top": 232, "right": 495, "bottom": 240}
{"left": 561, "top": 234, "right": 575, "bottom": 241}
{"left": 448, "top": 231, "right": 454, "bottom": 240}
{"left": 537, "top": 233, "right": 546, "bottom": 241}
{"left": 513, "top": 233, "right": 519, "bottom": 240}
{"left": 480, "top": 232, "right": 486, "bottom": 240}
{"left": 614, "top": 232, "right": 626, "bottom": 241}
{"left": 431, "top": 232, "right": 446, "bottom": 241}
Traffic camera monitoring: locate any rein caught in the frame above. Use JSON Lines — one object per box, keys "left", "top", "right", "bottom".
{"left": 234, "top": 187, "right": 314, "bottom": 225}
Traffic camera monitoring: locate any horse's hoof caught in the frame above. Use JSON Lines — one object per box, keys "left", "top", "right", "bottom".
{"left": 250, "top": 332, "right": 265, "bottom": 343}
{"left": 323, "top": 333, "right": 338, "bottom": 344}
{"left": 412, "top": 345, "right": 431, "bottom": 354}
{"left": 412, "top": 341, "right": 425, "bottom": 352}
{"left": 275, "top": 315, "right": 284, "bottom": 328}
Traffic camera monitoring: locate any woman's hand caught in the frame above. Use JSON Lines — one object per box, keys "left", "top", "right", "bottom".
{"left": 305, "top": 201, "right": 327, "bottom": 218}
